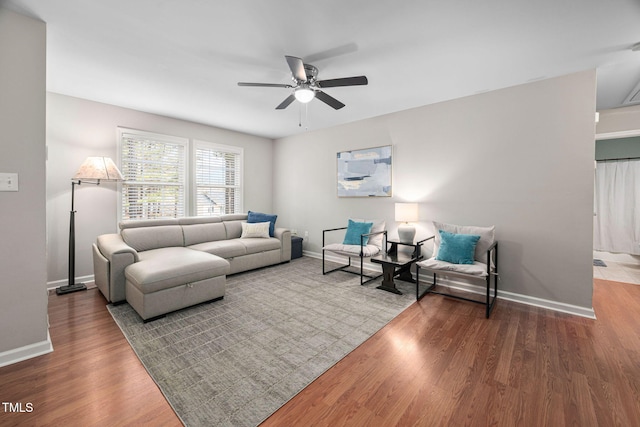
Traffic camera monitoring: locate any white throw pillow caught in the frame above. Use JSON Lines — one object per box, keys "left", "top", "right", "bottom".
{"left": 432, "top": 221, "right": 495, "bottom": 264}
{"left": 240, "top": 221, "right": 271, "bottom": 238}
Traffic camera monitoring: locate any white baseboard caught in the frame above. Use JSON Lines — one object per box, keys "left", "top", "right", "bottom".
{"left": 47, "top": 275, "right": 95, "bottom": 292}
{"left": 0, "top": 332, "right": 53, "bottom": 368}
{"left": 304, "top": 250, "right": 596, "bottom": 319}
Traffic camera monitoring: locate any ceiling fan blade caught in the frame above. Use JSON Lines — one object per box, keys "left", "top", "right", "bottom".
{"left": 315, "top": 90, "right": 345, "bottom": 110}
{"left": 285, "top": 55, "right": 307, "bottom": 81}
{"left": 276, "top": 94, "right": 296, "bottom": 110}
{"left": 317, "top": 76, "right": 368, "bottom": 88}
{"left": 238, "top": 82, "right": 293, "bottom": 88}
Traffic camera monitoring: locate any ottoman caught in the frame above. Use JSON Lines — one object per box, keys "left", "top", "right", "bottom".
{"left": 124, "top": 247, "right": 230, "bottom": 321}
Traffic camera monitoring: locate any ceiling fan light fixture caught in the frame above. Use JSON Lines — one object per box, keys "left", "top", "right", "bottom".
{"left": 294, "top": 87, "right": 315, "bottom": 103}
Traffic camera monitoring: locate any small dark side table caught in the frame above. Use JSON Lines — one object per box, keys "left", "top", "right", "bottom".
{"left": 371, "top": 239, "right": 425, "bottom": 294}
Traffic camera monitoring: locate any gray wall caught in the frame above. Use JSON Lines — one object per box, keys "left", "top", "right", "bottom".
{"left": 274, "top": 70, "right": 597, "bottom": 310}
{"left": 595, "top": 137, "right": 640, "bottom": 160}
{"left": 47, "top": 93, "right": 274, "bottom": 285}
{"left": 0, "top": 9, "right": 50, "bottom": 361}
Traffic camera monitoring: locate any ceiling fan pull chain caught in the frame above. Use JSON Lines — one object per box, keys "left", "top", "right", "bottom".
{"left": 299, "top": 103, "right": 302, "bottom": 127}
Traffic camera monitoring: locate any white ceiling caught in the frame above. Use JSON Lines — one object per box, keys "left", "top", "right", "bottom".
{"left": 4, "top": 0, "right": 640, "bottom": 139}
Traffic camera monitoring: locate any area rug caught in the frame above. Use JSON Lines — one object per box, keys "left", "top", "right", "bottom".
{"left": 108, "top": 256, "right": 416, "bottom": 427}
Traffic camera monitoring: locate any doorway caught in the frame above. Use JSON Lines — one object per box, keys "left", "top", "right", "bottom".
{"left": 593, "top": 131, "right": 640, "bottom": 284}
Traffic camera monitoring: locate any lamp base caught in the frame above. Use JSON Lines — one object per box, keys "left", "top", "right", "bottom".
{"left": 56, "top": 283, "right": 87, "bottom": 295}
{"left": 398, "top": 223, "right": 416, "bottom": 244}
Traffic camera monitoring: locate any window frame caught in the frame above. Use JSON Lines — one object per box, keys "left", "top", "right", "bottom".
{"left": 116, "top": 128, "right": 245, "bottom": 222}
{"left": 117, "top": 127, "right": 189, "bottom": 222}
{"left": 192, "top": 140, "right": 244, "bottom": 216}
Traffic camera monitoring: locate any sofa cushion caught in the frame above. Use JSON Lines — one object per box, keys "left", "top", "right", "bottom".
{"left": 121, "top": 225, "right": 185, "bottom": 251}
{"left": 188, "top": 239, "right": 247, "bottom": 258}
{"left": 126, "top": 247, "right": 229, "bottom": 293}
{"left": 240, "top": 237, "right": 282, "bottom": 255}
{"left": 120, "top": 218, "right": 179, "bottom": 229}
{"left": 224, "top": 220, "right": 244, "bottom": 239}
{"left": 182, "top": 222, "right": 227, "bottom": 246}
{"left": 177, "top": 216, "right": 223, "bottom": 225}
{"left": 220, "top": 213, "right": 248, "bottom": 222}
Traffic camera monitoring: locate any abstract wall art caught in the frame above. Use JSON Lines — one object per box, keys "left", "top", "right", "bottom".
{"left": 337, "top": 145, "right": 392, "bottom": 197}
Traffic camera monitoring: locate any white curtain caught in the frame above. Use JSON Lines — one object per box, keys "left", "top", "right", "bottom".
{"left": 594, "top": 159, "right": 640, "bottom": 255}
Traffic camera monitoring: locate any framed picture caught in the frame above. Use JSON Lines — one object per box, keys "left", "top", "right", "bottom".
{"left": 337, "top": 145, "right": 392, "bottom": 197}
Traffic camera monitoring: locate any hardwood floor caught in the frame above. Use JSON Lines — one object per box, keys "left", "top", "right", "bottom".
{"left": 264, "top": 279, "right": 640, "bottom": 426}
{"left": 0, "top": 287, "right": 181, "bottom": 427}
{"left": 1, "top": 278, "right": 639, "bottom": 426}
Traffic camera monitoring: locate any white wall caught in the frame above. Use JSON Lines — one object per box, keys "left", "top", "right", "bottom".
{"left": 597, "top": 104, "right": 640, "bottom": 135}
{"left": 46, "top": 93, "right": 273, "bottom": 285}
{"left": 0, "top": 9, "right": 51, "bottom": 364}
{"left": 274, "top": 70, "right": 597, "bottom": 311}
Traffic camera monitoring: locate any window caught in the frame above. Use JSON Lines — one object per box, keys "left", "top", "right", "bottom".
{"left": 194, "top": 141, "right": 243, "bottom": 216}
{"left": 118, "top": 129, "right": 188, "bottom": 220}
{"left": 117, "top": 129, "right": 244, "bottom": 221}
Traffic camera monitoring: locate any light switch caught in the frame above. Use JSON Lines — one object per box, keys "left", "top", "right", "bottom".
{"left": 0, "top": 173, "right": 19, "bottom": 192}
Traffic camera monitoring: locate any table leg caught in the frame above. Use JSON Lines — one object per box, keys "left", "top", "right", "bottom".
{"left": 396, "top": 264, "right": 416, "bottom": 283}
{"left": 377, "top": 263, "right": 403, "bottom": 295}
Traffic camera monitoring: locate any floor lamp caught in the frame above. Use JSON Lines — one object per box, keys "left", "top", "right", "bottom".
{"left": 56, "top": 157, "right": 124, "bottom": 295}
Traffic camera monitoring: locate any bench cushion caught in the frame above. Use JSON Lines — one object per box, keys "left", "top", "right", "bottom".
{"left": 125, "top": 247, "right": 229, "bottom": 294}
{"left": 417, "top": 257, "right": 489, "bottom": 277}
{"left": 323, "top": 243, "right": 381, "bottom": 257}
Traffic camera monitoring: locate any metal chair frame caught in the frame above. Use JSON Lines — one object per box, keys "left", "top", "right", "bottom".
{"left": 416, "top": 236, "right": 499, "bottom": 318}
{"left": 322, "top": 227, "right": 387, "bottom": 286}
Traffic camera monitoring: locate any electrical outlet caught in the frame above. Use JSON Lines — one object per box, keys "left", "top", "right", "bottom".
{"left": 304, "top": 231, "right": 309, "bottom": 238}
{"left": 0, "top": 173, "right": 18, "bottom": 192}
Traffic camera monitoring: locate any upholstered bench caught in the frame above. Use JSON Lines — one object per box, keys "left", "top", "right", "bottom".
{"left": 124, "top": 247, "right": 230, "bottom": 321}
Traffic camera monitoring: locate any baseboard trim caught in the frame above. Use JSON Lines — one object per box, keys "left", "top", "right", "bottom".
{"left": 417, "top": 274, "right": 596, "bottom": 319}
{"left": 47, "top": 275, "right": 95, "bottom": 292}
{"left": 0, "top": 331, "right": 53, "bottom": 368}
{"left": 305, "top": 250, "right": 596, "bottom": 319}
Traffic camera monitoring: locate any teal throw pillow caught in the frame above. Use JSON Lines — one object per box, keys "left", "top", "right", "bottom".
{"left": 343, "top": 219, "right": 373, "bottom": 245}
{"left": 247, "top": 211, "right": 277, "bottom": 237}
{"left": 435, "top": 230, "right": 481, "bottom": 264}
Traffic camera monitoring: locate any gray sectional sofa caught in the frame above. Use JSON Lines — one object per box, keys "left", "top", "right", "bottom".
{"left": 92, "top": 214, "right": 291, "bottom": 320}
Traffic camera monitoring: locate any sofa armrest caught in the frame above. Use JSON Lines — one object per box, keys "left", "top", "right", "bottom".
{"left": 274, "top": 228, "right": 291, "bottom": 262}
{"left": 94, "top": 234, "right": 138, "bottom": 303}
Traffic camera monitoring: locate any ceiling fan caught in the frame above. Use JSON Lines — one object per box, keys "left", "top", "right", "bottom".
{"left": 238, "top": 55, "right": 368, "bottom": 110}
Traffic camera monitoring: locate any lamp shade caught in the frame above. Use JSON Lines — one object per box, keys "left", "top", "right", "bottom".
{"left": 294, "top": 87, "right": 315, "bottom": 103}
{"left": 73, "top": 157, "right": 124, "bottom": 181}
{"left": 395, "top": 202, "right": 418, "bottom": 223}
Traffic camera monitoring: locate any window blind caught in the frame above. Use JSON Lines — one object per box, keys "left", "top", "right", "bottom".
{"left": 120, "top": 132, "right": 187, "bottom": 220}
{"left": 195, "top": 142, "right": 242, "bottom": 216}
